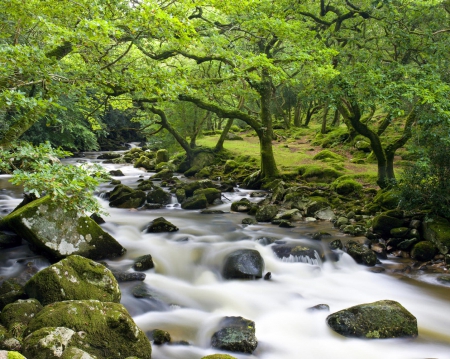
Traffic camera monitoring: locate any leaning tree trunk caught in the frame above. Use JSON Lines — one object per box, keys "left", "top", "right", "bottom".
{"left": 215, "top": 118, "right": 233, "bottom": 151}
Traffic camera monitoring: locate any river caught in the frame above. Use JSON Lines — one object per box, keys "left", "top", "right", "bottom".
{"left": 1, "top": 152, "right": 450, "bottom": 359}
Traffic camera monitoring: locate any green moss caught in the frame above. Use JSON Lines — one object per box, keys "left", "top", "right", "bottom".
{"left": 331, "top": 178, "right": 363, "bottom": 195}
{"left": 313, "top": 150, "right": 345, "bottom": 162}
{"left": 411, "top": 241, "right": 437, "bottom": 261}
{"left": 7, "top": 352, "right": 26, "bottom": 359}
{"left": 423, "top": 217, "right": 450, "bottom": 254}
{"left": 24, "top": 255, "right": 120, "bottom": 306}
{"left": 1, "top": 299, "right": 43, "bottom": 338}
{"left": 23, "top": 300, "right": 151, "bottom": 359}
{"left": 193, "top": 188, "right": 221, "bottom": 204}
{"left": 298, "top": 165, "right": 343, "bottom": 183}
{"left": 373, "top": 189, "right": 401, "bottom": 210}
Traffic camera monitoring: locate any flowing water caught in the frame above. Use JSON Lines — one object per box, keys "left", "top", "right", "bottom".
{"left": 1, "top": 153, "right": 450, "bottom": 359}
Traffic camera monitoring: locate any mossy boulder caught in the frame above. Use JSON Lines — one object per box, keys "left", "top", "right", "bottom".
{"left": 283, "top": 192, "right": 309, "bottom": 211}
{"left": 151, "top": 329, "right": 171, "bottom": 345}
{"left": 151, "top": 168, "right": 173, "bottom": 180}
{"left": 110, "top": 190, "right": 146, "bottom": 209}
{"left": 133, "top": 254, "right": 154, "bottom": 271}
{"left": 313, "top": 150, "right": 345, "bottom": 162}
{"left": 145, "top": 217, "right": 178, "bottom": 233}
{"left": 390, "top": 227, "right": 409, "bottom": 238}
{"left": 345, "top": 241, "right": 377, "bottom": 266}
{"left": 372, "top": 214, "right": 404, "bottom": 237}
{"left": 0, "top": 197, "right": 125, "bottom": 261}
{"left": 373, "top": 189, "right": 400, "bottom": 210}
{"left": 155, "top": 149, "right": 169, "bottom": 164}
{"left": 0, "top": 280, "right": 27, "bottom": 311}
{"left": 211, "top": 316, "right": 257, "bottom": 354}
{"left": 222, "top": 249, "right": 264, "bottom": 280}
{"left": 184, "top": 180, "right": 215, "bottom": 197}
{"left": 0, "top": 299, "right": 43, "bottom": 336}
{"left": 327, "top": 300, "right": 418, "bottom": 338}
{"left": 181, "top": 194, "right": 208, "bottom": 210}
{"left": 354, "top": 140, "right": 371, "bottom": 152}
{"left": 230, "top": 199, "right": 252, "bottom": 212}
{"left": 146, "top": 187, "right": 172, "bottom": 205}
{"left": 61, "top": 347, "right": 98, "bottom": 359}
{"left": 298, "top": 165, "right": 342, "bottom": 183}
{"left": 0, "top": 351, "right": 26, "bottom": 359}
{"left": 23, "top": 300, "right": 151, "bottom": 359}
{"left": 134, "top": 156, "right": 155, "bottom": 171}
{"left": 24, "top": 255, "right": 120, "bottom": 306}
{"left": 332, "top": 179, "right": 363, "bottom": 195}
{"left": 255, "top": 205, "right": 278, "bottom": 222}
{"left": 224, "top": 160, "right": 238, "bottom": 174}
{"left": 305, "top": 197, "right": 330, "bottom": 217}
{"left": 193, "top": 188, "right": 221, "bottom": 204}
{"left": 411, "top": 241, "right": 437, "bottom": 261}
{"left": 423, "top": 216, "right": 450, "bottom": 255}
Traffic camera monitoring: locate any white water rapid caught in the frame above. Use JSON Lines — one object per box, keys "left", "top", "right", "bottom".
{"left": 1, "top": 152, "right": 450, "bottom": 359}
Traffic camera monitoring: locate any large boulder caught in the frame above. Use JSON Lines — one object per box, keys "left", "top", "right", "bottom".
{"left": 109, "top": 185, "right": 146, "bottom": 208}
{"left": 327, "top": 300, "right": 418, "bottom": 338}
{"left": 411, "top": 241, "right": 437, "bottom": 261}
{"left": 211, "top": 316, "right": 257, "bottom": 354}
{"left": 23, "top": 300, "right": 152, "bottom": 359}
{"left": 193, "top": 188, "right": 221, "bottom": 204}
{"left": 0, "top": 197, "right": 125, "bottom": 261}
{"left": 372, "top": 214, "right": 404, "bottom": 237}
{"left": 423, "top": 216, "right": 450, "bottom": 254}
{"left": 181, "top": 194, "right": 208, "bottom": 210}
{"left": 24, "top": 255, "right": 120, "bottom": 306}
{"left": 222, "top": 249, "right": 264, "bottom": 280}
{"left": 155, "top": 149, "right": 169, "bottom": 164}
{"left": 345, "top": 241, "right": 377, "bottom": 266}
{"left": 0, "top": 299, "right": 43, "bottom": 335}
{"left": 255, "top": 205, "right": 278, "bottom": 222}
{"left": 184, "top": 179, "right": 215, "bottom": 197}
{"left": 146, "top": 187, "right": 172, "bottom": 205}
{"left": 145, "top": 217, "right": 179, "bottom": 233}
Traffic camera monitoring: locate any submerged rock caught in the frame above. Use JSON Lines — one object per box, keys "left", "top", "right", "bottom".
{"left": 24, "top": 255, "right": 120, "bottom": 306}
{"left": 272, "top": 244, "right": 322, "bottom": 265}
{"left": 222, "top": 249, "right": 264, "bottom": 280}
{"left": 326, "top": 300, "right": 418, "bottom": 338}
{"left": 0, "top": 197, "right": 125, "bottom": 261}
{"left": 146, "top": 217, "right": 178, "bottom": 233}
{"left": 150, "top": 329, "right": 171, "bottom": 345}
{"left": 211, "top": 316, "right": 257, "bottom": 354}
{"left": 133, "top": 254, "right": 154, "bottom": 271}
{"left": 23, "top": 300, "right": 152, "bottom": 359}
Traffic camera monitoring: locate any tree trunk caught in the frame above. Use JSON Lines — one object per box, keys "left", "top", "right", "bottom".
{"left": 258, "top": 69, "right": 279, "bottom": 179}
{"left": 293, "top": 99, "right": 302, "bottom": 127}
{"left": 331, "top": 109, "right": 340, "bottom": 127}
{"left": 215, "top": 118, "right": 233, "bottom": 151}
{"left": 321, "top": 104, "right": 329, "bottom": 134}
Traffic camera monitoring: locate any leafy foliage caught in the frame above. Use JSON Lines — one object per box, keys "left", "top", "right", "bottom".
{"left": 0, "top": 142, "right": 108, "bottom": 215}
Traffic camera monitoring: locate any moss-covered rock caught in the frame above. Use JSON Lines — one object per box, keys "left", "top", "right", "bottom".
{"left": 0, "top": 351, "right": 26, "bottom": 359}
{"left": 181, "top": 194, "right": 208, "bottom": 210}
{"left": 224, "top": 160, "right": 238, "bottom": 174}
{"left": 411, "top": 241, "right": 437, "bottom": 261}
{"left": 313, "top": 150, "right": 345, "bottom": 162}
{"left": 272, "top": 244, "right": 323, "bottom": 264}
{"left": 222, "top": 249, "right": 264, "bottom": 280}
{"left": 145, "top": 217, "right": 178, "bottom": 233}
{"left": 345, "top": 241, "right": 377, "bottom": 266}
{"left": 109, "top": 190, "right": 146, "bottom": 209}
{"left": 193, "top": 188, "right": 221, "bottom": 204}
{"left": 373, "top": 189, "right": 400, "bottom": 210}
{"left": 146, "top": 187, "right": 172, "bottom": 205}
{"left": 0, "top": 197, "right": 125, "bottom": 261}
{"left": 230, "top": 199, "right": 252, "bottom": 212}
{"left": 155, "top": 149, "right": 169, "bottom": 164}
{"left": 372, "top": 214, "right": 404, "bottom": 237}
{"left": 305, "top": 197, "right": 330, "bottom": 217}
{"left": 175, "top": 188, "right": 186, "bottom": 203}
{"left": 0, "top": 299, "right": 42, "bottom": 338}
{"left": 134, "top": 156, "right": 155, "bottom": 171}
{"left": 332, "top": 179, "right": 363, "bottom": 195}
{"left": 183, "top": 180, "right": 215, "bottom": 197}
{"left": 24, "top": 255, "right": 120, "bottom": 306}
{"left": 133, "top": 255, "right": 154, "bottom": 271}
{"left": 327, "top": 300, "right": 418, "bottom": 338}
{"left": 0, "top": 280, "right": 27, "bottom": 311}
{"left": 23, "top": 300, "right": 151, "bottom": 359}
{"left": 151, "top": 168, "right": 173, "bottom": 180}
{"left": 60, "top": 347, "right": 98, "bottom": 359}
{"left": 298, "top": 165, "right": 342, "bottom": 183}
{"left": 423, "top": 216, "right": 450, "bottom": 255}
{"left": 151, "top": 329, "right": 171, "bottom": 345}
{"left": 255, "top": 205, "right": 278, "bottom": 222}
{"left": 211, "top": 316, "right": 257, "bottom": 354}
{"left": 390, "top": 227, "right": 409, "bottom": 238}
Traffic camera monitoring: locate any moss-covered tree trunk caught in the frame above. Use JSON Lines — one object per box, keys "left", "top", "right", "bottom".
{"left": 215, "top": 118, "right": 233, "bottom": 151}
{"left": 293, "top": 99, "right": 302, "bottom": 127}
{"left": 258, "top": 70, "right": 279, "bottom": 179}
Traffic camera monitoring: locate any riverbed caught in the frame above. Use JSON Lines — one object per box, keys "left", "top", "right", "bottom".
{"left": 1, "top": 152, "right": 450, "bottom": 359}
